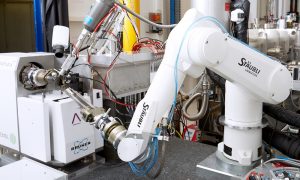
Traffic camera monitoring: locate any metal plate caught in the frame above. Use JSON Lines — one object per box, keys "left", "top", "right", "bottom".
{"left": 197, "top": 151, "right": 259, "bottom": 179}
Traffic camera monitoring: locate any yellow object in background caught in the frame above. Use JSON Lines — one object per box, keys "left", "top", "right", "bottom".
{"left": 122, "top": 0, "right": 140, "bottom": 52}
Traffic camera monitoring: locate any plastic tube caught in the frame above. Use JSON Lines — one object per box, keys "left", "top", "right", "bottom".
{"left": 182, "top": 72, "right": 210, "bottom": 121}
{"left": 182, "top": 93, "right": 209, "bottom": 121}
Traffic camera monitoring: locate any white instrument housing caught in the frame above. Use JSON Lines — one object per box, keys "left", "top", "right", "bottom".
{"left": 0, "top": 53, "right": 103, "bottom": 164}
{"left": 52, "top": 25, "right": 70, "bottom": 50}
{"left": 117, "top": 9, "right": 292, "bottom": 165}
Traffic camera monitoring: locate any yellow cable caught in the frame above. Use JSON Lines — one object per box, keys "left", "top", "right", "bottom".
{"left": 175, "top": 129, "right": 183, "bottom": 139}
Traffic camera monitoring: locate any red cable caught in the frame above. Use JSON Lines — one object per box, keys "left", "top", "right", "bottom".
{"left": 102, "top": 30, "right": 123, "bottom": 50}
{"left": 87, "top": 54, "right": 91, "bottom": 64}
{"left": 132, "top": 38, "right": 164, "bottom": 53}
{"left": 93, "top": 5, "right": 135, "bottom": 107}
{"left": 72, "top": 44, "right": 80, "bottom": 57}
{"left": 93, "top": 5, "right": 117, "bottom": 33}
{"left": 102, "top": 55, "right": 135, "bottom": 107}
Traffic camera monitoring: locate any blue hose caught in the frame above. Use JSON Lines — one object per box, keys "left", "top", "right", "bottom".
{"left": 129, "top": 137, "right": 159, "bottom": 176}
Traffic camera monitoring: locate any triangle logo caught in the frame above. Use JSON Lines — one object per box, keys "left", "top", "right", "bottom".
{"left": 72, "top": 113, "right": 81, "bottom": 125}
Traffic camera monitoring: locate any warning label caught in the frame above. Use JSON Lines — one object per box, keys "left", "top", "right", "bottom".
{"left": 72, "top": 113, "right": 81, "bottom": 125}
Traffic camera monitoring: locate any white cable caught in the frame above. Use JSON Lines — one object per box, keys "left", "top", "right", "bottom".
{"left": 114, "top": 117, "right": 124, "bottom": 126}
{"left": 125, "top": 12, "right": 140, "bottom": 38}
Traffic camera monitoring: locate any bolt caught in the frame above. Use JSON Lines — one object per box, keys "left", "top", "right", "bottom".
{"left": 225, "top": 38, "right": 228, "bottom": 41}
{"left": 205, "top": 41, "right": 208, "bottom": 44}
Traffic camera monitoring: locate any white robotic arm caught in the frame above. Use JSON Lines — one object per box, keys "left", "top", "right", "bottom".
{"left": 117, "top": 9, "right": 292, "bottom": 164}
{"left": 63, "top": 7, "right": 292, "bottom": 166}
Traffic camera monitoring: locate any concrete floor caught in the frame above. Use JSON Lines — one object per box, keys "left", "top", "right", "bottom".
{"left": 74, "top": 138, "right": 218, "bottom": 180}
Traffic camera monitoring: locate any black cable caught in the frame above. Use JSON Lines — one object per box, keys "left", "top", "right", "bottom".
{"left": 104, "top": 52, "right": 121, "bottom": 96}
{"left": 72, "top": 63, "right": 104, "bottom": 81}
{"left": 263, "top": 104, "right": 300, "bottom": 129}
{"left": 75, "top": 76, "right": 104, "bottom": 85}
{"left": 263, "top": 126, "right": 300, "bottom": 159}
{"left": 100, "top": 30, "right": 123, "bottom": 52}
{"left": 269, "top": 119, "right": 278, "bottom": 152}
{"left": 201, "top": 111, "right": 211, "bottom": 131}
{"left": 115, "top": 107, "right": 132, "bottom": 118}
{"left": 173, "top": 103, "right": 191, "bottom": 140}
{"left": 67, "top": 56, "right": 80, "bottom": 73}
{"left": 71, "top": 65, "right": 119, "bottom": 100}
{"left": 290, "top": 90, "right": 300, "bottom": 110}
{"left": 79, "top": 45, "right": 90, "bottom": 52}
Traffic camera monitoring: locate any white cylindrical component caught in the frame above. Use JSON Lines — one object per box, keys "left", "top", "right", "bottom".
{"left": 219, "top": 81, "right": 263, "bottom": 165}
{"left": 295, "top": 30, "right": 300, "bottom": 48}
{"left": 225, "top": 82, "right": 262, "bottom": 127}
{"left": 52, "top": 25, "right": 70, "bottom": 49}
{"left": 188, "top": 27, "right": 291, "bottom": 104}
{"left": 222, "top": 127, "right": 262, "bottom": 165}
{"left": 191, "top": 0, "right": 230, "bottom": 30}
{"left": 278, "top": 30, "right": 290, "bottom": 54}
{"left": 287, "top": 29, "right": 298, "bottom": 47}
{"left": 278, "top": 19, "right": 286, "bottom": 29}
{"left": 258, "top": 32, "right": 268, "bottom": 54}
{"left": 248, "top": 29, "right": 268, "bottom": 54}
{"left": 265, "top": 29, "right": 280, "bottom": 50}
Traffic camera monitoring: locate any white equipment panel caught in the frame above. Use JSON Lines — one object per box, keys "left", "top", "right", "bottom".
{"left": 28, "top": 92, "right": 98, "bottom": 164}
{"left": 0, "top": 158, "right": 67, "bottom": 180}
{"left": 18, "top": 97, "right": 51, "bottom": 162}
